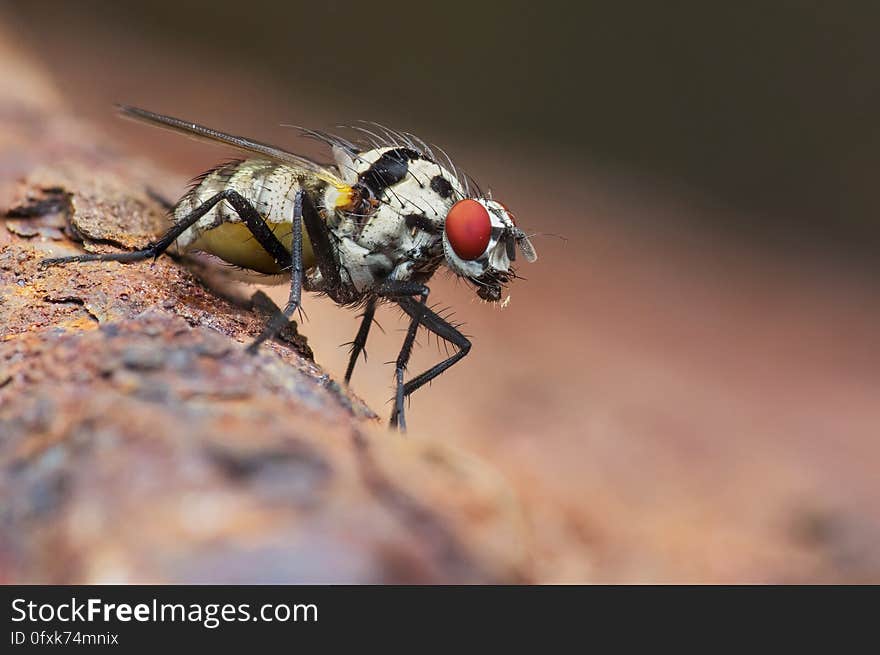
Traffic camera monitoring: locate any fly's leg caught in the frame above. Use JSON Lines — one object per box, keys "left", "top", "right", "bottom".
{"left": 392, "top": 296, "right": 471, "bottom": 430}
{"left": 249, "top": 290, "right": 312, "bottom": 360}
{"left": 39, "top": 189, "right": 311, "bottom": 351}
{"left": 299, "top": 190, "right": 341, "bottom": 289}
{"left": 40, "top": 190, "right": 291, "bottom": 267}
{"left": 395, "top": 297, "right": 471, "bottom": 397}
{"left": 374, "top": 281, "right": 472, "bottom": 431}
{"left": 344, "top": 297, "right": 377, "bottom": 383}
{"left": 246, "top": 192, "right": 304, "bottom": 353}
{"left": 378, "top": 281, "right": 429, "bottom": 432}
{"left": 245, "top": 191, "right": 340, "bottom": 352}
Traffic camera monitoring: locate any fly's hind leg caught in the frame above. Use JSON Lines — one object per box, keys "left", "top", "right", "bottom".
{"left": 36, "top": 187, "right": 324, "bottom": 358}
{"left": 39, "top": 190, "right": 307, "bottom": 351}
{"left": 40, "top": 189, "right": 292, "bottom": 267}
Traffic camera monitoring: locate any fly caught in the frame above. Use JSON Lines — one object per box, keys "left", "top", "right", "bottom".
{"left": 40, "top": 105, "right": 538, "bottom": 431}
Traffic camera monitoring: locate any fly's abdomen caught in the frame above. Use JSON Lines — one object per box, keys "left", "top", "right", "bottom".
{"left": 174, "top": 159, "right": 317, "bottom": 274}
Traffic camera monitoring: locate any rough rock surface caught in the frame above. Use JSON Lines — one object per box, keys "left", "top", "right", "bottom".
{"left": 7, "top": 16, "right": 880, "bottom": 584}
{"left": 0, "top": 37, "right": 530, "bottom": 584}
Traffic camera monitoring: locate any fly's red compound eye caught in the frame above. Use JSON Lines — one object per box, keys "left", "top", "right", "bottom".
{"left": 445, "top": 199, "right": 491, "bottom": 260}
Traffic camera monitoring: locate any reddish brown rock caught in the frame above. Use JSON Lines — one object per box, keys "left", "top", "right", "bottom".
{"left": 0, "top": 37, "right": 530, "bottom": 584}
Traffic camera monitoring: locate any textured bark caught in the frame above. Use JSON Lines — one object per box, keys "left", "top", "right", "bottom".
{"left": 0, "top": 36, "right": 530, "bottom": 584}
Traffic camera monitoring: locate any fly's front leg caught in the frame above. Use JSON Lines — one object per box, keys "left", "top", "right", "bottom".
{"left": 344, "top": 297, "right": 377, "bottom": 383}
{"left": 376, "top": 282, "right": 472, "bottom": 431}
{"left": 373, "top": 280, "right": 430, "bottom": 431}
{"left": 395, "top": 298, "right": 471, "bottom": 403}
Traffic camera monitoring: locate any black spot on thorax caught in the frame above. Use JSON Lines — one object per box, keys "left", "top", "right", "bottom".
{"left": 359, "top": 148, "right": 421, "bottom": 197}
{"left": 404, "top": 213, "right": 441, "bottom": 234}
{"left": 430, "top": 175, "right": 454, "bottom": 199}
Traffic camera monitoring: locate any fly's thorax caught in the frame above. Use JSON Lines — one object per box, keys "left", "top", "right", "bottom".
{"left": 337, "top": 146, "right": 464, "bottom": 271}
{"left": 346, "top": 146, "right": 466, "bottom": 211}
{"left": 316, "top": 236, "right": 395, "bottom": 295}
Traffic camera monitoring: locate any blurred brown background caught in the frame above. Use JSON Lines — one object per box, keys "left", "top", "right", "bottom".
{"left": 3, "top": 1, "right": 879, "bottom": 581}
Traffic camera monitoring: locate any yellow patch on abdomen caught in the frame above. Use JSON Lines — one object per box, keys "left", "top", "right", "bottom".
{"left": 188, "top": 221, "right": 315, "bottom": 275}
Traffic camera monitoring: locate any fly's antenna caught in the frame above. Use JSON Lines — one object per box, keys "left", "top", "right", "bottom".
{"left": 513, "top": 229, "right": 539, "bottom": 262}
{"left": 525, "top": 231, "right": 567, "bottom": 244}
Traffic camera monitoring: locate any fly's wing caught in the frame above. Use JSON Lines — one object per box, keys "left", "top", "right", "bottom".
{"left": 117, "top": 105, "right": 347, "bottom": 187}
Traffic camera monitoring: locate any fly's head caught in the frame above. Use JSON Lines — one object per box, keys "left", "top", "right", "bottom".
{"left": 442, "top": 198, "right": 537, "bottom": 301}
